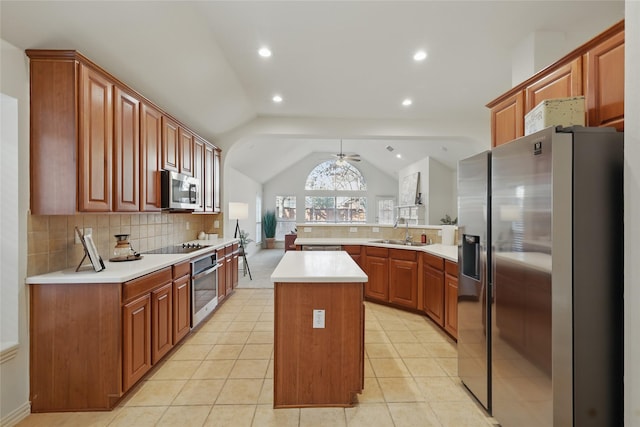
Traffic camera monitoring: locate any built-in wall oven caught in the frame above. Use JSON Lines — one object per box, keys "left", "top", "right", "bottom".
{"left": 191, "top": 251, "right": 219, "bottom": 327}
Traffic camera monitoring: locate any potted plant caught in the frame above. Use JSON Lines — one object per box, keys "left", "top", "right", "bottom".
{"left": 238, "top": 230, "right": 253, "bottom": 254}
{"left": 263, "top": 210, "right": 277, "bottom": 249}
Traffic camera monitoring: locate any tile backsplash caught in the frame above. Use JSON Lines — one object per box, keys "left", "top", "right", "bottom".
{"left": 27, "top": 212, "right": 222, "bottom": 276}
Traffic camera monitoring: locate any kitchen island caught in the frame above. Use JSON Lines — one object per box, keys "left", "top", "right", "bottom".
{"left": 271, "top": 251, "right": 368, "bottom": 408}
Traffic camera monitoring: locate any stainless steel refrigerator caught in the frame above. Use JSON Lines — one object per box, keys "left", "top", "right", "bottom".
{"left": 457, "top": 126, "right": 624, "bottom": 427}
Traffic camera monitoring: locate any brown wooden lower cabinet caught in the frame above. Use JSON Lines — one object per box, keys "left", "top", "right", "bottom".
{"left": 151, "top": 282, "right": 173, "bottom": 364}
{"left": 225, "top": 245, "right": 233, "bottom": 295}
{"left": 217, "top": 247, "right": 227, "bottom": 302}
{"left": 363, "top": 246, "right": 389, "bottom": 301}
{"left": 423, "top": 252, "right": 445, "bottom": 327}
{"left": 343, "top": 244, "right": 362, "bottom": 266}
{"left": 173, "top": 274, "right": 191, "bottom": 344}
{"left": 232, "top": 243, "right": 239, "bottom": 289}
{"left": 444, "top": 260, "right": 459, "bottom": 339}
{"left": 30, "top": 263, "right": 192, "bottom": 412}
{"left": 30, "top": 283, "right": 122, "bottom": 412}
{"left": 358, "top": 245, "right": 458, "bottom": 338}
{"left": 123, "top": 293, "right": 152, "bottom": 391}
{"left": 274, "top": 281, "right": 364, "bottom": 408}
{"left": 388, "top": 249, "right": 418, "bottom": 309}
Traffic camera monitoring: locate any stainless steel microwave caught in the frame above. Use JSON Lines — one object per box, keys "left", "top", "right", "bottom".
{"left": 161, "top": 170, "right": 201, "bottom": 211}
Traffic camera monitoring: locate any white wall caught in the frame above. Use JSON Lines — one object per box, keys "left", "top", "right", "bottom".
{"left": 398, "top": 157, "right": 455, "bottom": 224}
{"left": 0, "top": 39, "right": 31, "bottom": 425}
{"left": 263, "top": 152, "right": 397, "bottom": 225}
{"left": 224, "top": 166, "right": 263, "bottom": 254}
{"left": 625, "top": 2, "right": 639, "bottom": 425}
{"left": 1, "top": 93, "right": 19, "bottom": 349}
{"left": 428, "top": 158, "right": 457, "bottom": 223}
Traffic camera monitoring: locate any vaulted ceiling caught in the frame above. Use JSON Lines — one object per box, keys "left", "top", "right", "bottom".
{"left": 0, "top": 1, "right": 624, "bottom": 181}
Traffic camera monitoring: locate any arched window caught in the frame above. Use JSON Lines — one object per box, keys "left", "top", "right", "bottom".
{"left": 304, "top": 161, "right": 367, "bottom": 222}
{"left": 305, "top": 160, "right": 367, "bottom": 191}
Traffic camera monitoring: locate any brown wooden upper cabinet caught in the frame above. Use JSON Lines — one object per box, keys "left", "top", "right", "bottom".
{"left": 204, "top": 144, "right": 214, "bottom": 212}
{"left": 490, "top": 91, "right": 524, "bottom": 148}
{"left": 27, "top": 49, "right": 223, "bottom": 214}
{"left": 113, "top": 87, "right": 140, "bottom": 212}
{"left": 213, "top": 148, "right": 222, "bottom": 213}
{"left": 179, "top": 127, "right": 195, "bottom": 176}
{"left": 524, "top": 58, "right": 583, "bottom": 113}
{"left": 585, "top": 29, "right": 625, "bottom": 131}
{"left": 140, "top": 102, "right": 163, "bottom": 212}
{"left": 78, "top": 63, "right": 114, "bottom": 212}
{"left": 487, "top": 20, "right": 624, "bottom": 147}
{"left": 193, "top": 137, "right": 205, "bottom": 211}
{"left": 161, "top": 116, "right": 180, "bottom": 172}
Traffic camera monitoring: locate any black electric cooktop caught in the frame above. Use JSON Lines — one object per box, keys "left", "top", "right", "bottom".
{"left": 144, "top": 243, "right": 208, "bottom": 255}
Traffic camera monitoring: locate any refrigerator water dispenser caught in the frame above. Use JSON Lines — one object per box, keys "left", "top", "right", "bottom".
{"left": 462, "top": 234, "right": 480, "bottom": 280}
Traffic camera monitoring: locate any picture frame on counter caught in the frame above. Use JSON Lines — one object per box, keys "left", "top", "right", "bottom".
{"left": 75, "top": 227, "right": 105, "bottom": 272}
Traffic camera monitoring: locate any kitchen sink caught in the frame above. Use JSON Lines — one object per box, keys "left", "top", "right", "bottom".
{"left": 371, "top": 239, "right": 429, "bottom": 247}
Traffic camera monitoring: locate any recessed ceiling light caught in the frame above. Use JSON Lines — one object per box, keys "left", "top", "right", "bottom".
{"left": 413, "top": 50, "right": 427, "bottom": 61}
{"left": 402, "top": 98, "right": 413, "bottom": 107}
{"left": 396, "top": 154, "right": 402, "bottom": 159}
{"left": 258, "top": 47, "right": 272, "bottom": 58}
{"left": 272, "top": 95, "right": 283, "bottom": 103}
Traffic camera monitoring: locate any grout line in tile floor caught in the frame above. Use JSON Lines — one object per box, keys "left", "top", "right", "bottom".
{"left": 17, "top": 287, "right": 497, "bottom": 427}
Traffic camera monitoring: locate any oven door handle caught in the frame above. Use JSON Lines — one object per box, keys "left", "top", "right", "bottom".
{"left": 192, "top": 264, "right": 219, "bottom": 281}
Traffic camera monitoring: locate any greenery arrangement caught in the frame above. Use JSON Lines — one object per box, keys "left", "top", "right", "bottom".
{"left": 440, "top": 214, "right": 458, "bottom": 225}
{"left": 239, "top": 230, "right": 253, "bottom": 247}
{"left": 263, "top": 210, "right": 277, "bottom": 239}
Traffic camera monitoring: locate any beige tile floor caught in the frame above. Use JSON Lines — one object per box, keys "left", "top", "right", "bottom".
{"left": 17, "top": 288, "right": 497, "bottom": 427}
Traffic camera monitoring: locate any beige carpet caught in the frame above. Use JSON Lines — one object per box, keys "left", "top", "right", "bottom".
{"left": 236, "top": 248, "right": 284, "bottom": 289}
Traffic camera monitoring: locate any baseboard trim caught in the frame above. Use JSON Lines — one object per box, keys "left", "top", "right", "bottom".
{"left": 1, "top": 401, "right": 31, "bottom": 427}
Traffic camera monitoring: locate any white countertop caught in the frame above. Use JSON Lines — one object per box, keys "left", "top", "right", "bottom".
{"left": 294, "top": 238, "right": 458, "bottom": 262}
{"left": 26, "top": 237, "right": 239, "bottom": 285}
{"left": 271, "top": 251, "right": 368, "bottom": 283}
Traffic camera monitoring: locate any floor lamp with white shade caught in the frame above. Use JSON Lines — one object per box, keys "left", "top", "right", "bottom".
{"left": 228, "top": 202, "right": 252, "bottom": 280}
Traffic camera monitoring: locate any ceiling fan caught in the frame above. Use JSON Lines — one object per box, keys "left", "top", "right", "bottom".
{"left": 332, "top": 140, "right": 361, "bottom": 165}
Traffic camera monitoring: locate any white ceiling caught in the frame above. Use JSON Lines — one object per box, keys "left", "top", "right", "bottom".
{"left": 0, "top": 1, "right": 625, "bottom": 182}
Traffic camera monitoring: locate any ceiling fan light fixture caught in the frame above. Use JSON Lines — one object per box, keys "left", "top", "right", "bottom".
{"left": 332, "top": 139, "right": 361, "bottom": 164}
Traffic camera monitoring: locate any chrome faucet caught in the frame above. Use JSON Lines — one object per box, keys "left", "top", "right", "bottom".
{"left": 393, "top": 217, "right": 412, "bottom": 243}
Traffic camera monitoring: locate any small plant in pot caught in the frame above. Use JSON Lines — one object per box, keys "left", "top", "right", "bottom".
{"left": 238, "top": 230, "right": 253, "bottom": 254}
{"left": 263, "top": 210, "right": 277, "bottom": 249}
